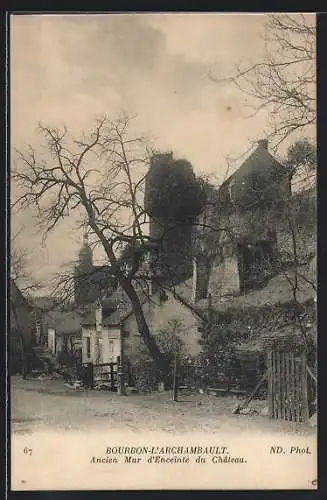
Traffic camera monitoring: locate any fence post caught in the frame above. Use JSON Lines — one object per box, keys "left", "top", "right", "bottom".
{"left": 110, "top": 362, "right": 115, "bottom": 391}
{"left": 86, "top": 362, "right": 94, "bottom": 389}
{"left": 267, "top": 351, "right": 273, "bottom": 418}
{"left": 172, "top": 353, "right": 178, "bottom": 402}
{"left": 301, "top": 352, "right": 309, "bottom": 423}
{"left": 118, "top": 321, "right": 126, "bottom": 395}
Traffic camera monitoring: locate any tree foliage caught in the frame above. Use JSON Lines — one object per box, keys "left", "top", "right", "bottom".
{"left": 155, "top": 319, "right": 187, "bottom": 362}
{"left": 144, "top": 152, "right": 207, "bottom": 221}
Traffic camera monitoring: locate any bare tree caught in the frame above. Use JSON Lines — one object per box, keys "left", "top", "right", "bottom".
{"left": 283, "top": 138, "right": 316, "bottom": 193}
{"left": 276, "top": 191, "right": 316, "bottom": 350}
{"left": 12, "top": 113, "right": 171, "bottom": 376}
{"left": 276, "top": 138, "right": 316, "bottom": 355}
{"left": 208, "top": 14, "right": 316, "bottom": 146}
{"left": 11, "top": 228, "right": 41, "bottom": 294}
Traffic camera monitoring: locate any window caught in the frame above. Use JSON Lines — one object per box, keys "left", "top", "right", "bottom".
{"left": 86, "top": 337, "right": 91, "bottom": 359}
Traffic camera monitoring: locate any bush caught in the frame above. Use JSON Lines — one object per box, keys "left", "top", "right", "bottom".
{"left": 131, "top": 320, "right": 189, "bottom": 392}
{"left": 198, "top": 322, "right": 261, "bottom": 390}
{"left": 131, "top": 358, "right": 162, "bottom": 393}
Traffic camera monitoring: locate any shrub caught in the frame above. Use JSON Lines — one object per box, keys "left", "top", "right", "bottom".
{"left": 198, "top": 322, "right": 261, "bottom": 390}
{"left": 131, "top": 319, "right": 189, "bottom": 392}
{"left": 131, "top": 359, "right": 162, "bottom": 393}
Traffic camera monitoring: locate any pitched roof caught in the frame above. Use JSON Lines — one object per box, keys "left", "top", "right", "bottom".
{"left": 29, "top": 295, "right": 60, "bottom": 311}
{"left": 81, "top": 297, "right": 118, "bottom": 325}
{"left": 10, "top": 279, "right": 33, "bottom": 311}
{"left": 79, "top": 284, "right": 150, "bottom": 327}
{"left": 168, "top": 288, "right": 206, "bottom": 321}
{"left": 222, "top": 142, "right": 285, "bottom": 188}
{"left": 102, "top": 294, "right": 149, "bottom": 326}
{"left": 80, "top": 310, "right": 96, "bottom": 326}
{"left": 45, "top": 310, "right": 83, "bottom": 336}
{"left": 102, "top": 284, "right": 205, "bottom": 327}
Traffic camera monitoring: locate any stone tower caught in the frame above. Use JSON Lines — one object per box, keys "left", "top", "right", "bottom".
{"left": 144, "top": 153, "right": 203, "bottom": 286}
{"left": 148, "top": 216, "right": 193, "bottom": 285}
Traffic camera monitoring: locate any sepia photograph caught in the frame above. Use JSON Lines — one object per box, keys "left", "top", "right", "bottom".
{"left": 9, "top": 12, "right": 317, "bottom": 490}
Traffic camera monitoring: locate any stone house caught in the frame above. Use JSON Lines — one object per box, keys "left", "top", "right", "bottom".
{"left": 174, "top": 138, "right": 316, "bottom": 391}
{"left": 193, "top": 139, "right": 315, "bottom": 301}
{"left": 78, "top": 140, "right": 316, "bottom": 372}
{"left": 81, "top": 286, "right": 205, "bottom": 366}
{"left": 80, "top": 297, "right": 121, "bottom": 364}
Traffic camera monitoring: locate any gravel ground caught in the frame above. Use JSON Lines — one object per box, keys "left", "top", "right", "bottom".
{"left": 10, "top": 375, "right": 315, "bottom": 436}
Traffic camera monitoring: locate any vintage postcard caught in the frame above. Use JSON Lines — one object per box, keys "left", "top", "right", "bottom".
{"left": 9, "top": 12, "right": 317, "bottom": 490}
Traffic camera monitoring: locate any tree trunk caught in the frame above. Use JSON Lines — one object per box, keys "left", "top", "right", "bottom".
{"left": 87, "top": 220, "right": 170, "bottom": 378}
{"left": 121, "top": 279, "right": 170, "bottom": 376}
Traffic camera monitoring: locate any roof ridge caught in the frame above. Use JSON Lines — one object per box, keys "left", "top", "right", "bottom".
{"left": 167, "top": 286, "right": 206, "bottom": 321}
{"left": 221, "top": 143, "right": 285, "bottom": 189}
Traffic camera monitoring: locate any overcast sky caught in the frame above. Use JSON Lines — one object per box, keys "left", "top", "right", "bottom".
{"left": 10, "top": 13, "right": 316, "bottom": 288}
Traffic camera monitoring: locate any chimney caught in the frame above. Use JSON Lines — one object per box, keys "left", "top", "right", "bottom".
{"left": 258, "top": 139, "right": 269, "bottom": 150}
{"left": 95, "top": 298, "right": 102, "bottom": 331}
{"left": 83, "top": 231, "right": 89, "bottom": 246}
{"left": 192, "top": 257, "right": 211, "bottom": 303}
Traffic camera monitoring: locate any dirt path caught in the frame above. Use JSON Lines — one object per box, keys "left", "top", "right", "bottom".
{"left": 11, "top": 376, "right": 314, "bottom": 436}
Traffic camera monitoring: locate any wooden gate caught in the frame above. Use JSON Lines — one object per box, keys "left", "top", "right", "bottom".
{"left": 80, "top": 361, "right": 118, "bottom": 389}
{"left": 94, "top": 362, "right": 118, "bottom": 389}
{"left": 267, "top": 351, "right": 309, "bottom": 423}
{"left": 81, "top": 358, "right": 135, "bottom": 390}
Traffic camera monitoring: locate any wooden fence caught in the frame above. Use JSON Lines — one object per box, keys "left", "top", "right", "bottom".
{"left": 81, "top": 361, "right": 118, "bottom": 390}
{"left": 81, "top": 358, "right": 135, "bottom": 390}
{"left": 94, "top": 362, "right": 118, "bottom": 389}
{"left": 267, "top": 351, "right": 309, "bottom": 423}
{"left": 177, "top": 360, "right": 266, "bottom": 395}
